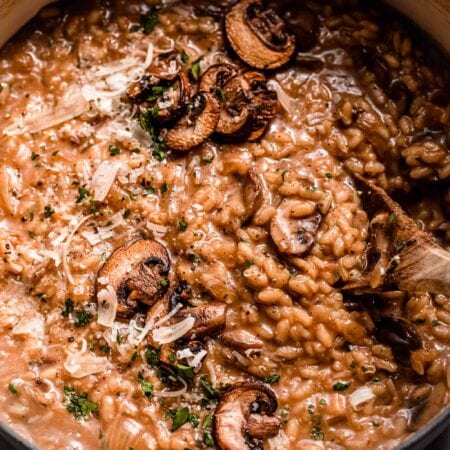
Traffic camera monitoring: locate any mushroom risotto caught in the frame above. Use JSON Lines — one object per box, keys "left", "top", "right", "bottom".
{"left": 1, "top": 0, "right": 450, "bottom": 449}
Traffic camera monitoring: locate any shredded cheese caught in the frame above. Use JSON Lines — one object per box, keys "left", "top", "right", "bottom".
{"left": 152, "top": 315, "right": 195, "bottom": 344}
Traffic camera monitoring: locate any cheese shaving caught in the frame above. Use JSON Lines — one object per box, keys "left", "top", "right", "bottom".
{"left": 267, "top": 80, "right": 296, "bottom": 116}
{"left": 61, "top": 215, "right": 93, "bottom": 285}
{"left": 64, "top": 340, "right": 110, "bottom": 378}
{"left": 97, "top": 285, "right": 118, "bottom": 328}
{"left": 91, "top": 161, "right": 121, "bottom": 202}
{"left": 152, "top": 315, "right": 195, "bottom": 344}
{"left": 12, "top": 314, "right": 45, "bottom": 342}
{"left": 154, "top": 377, "right": 188, "bottom": 398}
{"left": 349, "top": 386, "right": 375, "bottom": 410}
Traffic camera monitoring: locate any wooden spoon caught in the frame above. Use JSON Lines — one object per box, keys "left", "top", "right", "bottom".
{"left": 343, "top": 175, "right": 450, "bottom": 295}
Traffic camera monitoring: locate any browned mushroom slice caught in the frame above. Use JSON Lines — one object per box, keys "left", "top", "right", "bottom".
{"left": 221, "top": 329, "right": 264, "bottom": 350}
{"left": 213, "top": 382, "right": 280, "bottom": 450}
{"left": 225, "top": 0, "right": 295, "bottom": 69}
{"left": 199, "top": 63, "right": 239, "bottom": 95}
{"left": 133, "top": 73, "right": 191, "bottom": 126}
{"left": 270, "top": 199, "right": 322, "bottom": 255}
{"left": 242, "top": 168, "right": 264, "bottom": 222}
{"left": 165, "top": 92, "right": 220, "bottom": 151}
{"left": 96, "top": 239, "right": 170, "bottom": 318}
{"left": 216, "top": 71, "right": 277, "bottom": 141}
{"left": 216, "top": 74, "right": 253, "bottom": 138}
{"left": 173, "top": 303, "right": 227, "bottom": 339}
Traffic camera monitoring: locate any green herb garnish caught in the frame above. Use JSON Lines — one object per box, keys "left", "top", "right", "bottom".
{"left": 178, "top": 220, "right": 188, "bottom": 231}
{"left": 333, "top": 381, "right": 351, "bottom": 391}
{"left": 189, "top": 57, "right": 203, "bottom": 81}
{"left": 262, "top": 374, "right": 280, "bottom": 385}
{"left": 141, "top": 8, "right": 158, "bottom": 35}
{"left": 109, "top": 145, "right": 121, "bottom": 156}
{"left": 64, "top": 386, "right": 99, "bottom": 420}
{"left": 44, "top": 204, "right": 55, "bottom": 218}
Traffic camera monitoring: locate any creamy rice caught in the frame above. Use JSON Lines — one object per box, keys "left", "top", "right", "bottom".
{"left": 0, "top": 1, "right": 449, "bottom": 449}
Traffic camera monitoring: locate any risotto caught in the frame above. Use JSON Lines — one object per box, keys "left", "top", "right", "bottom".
{"left": 0, "top": 0, "right": 449, "bottom": 449}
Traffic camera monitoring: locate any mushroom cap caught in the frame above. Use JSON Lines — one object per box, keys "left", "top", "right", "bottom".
{"left": 215, "top": 71, "right": 277, "bottom": 141}
{"left": 174, "top": 303, "right": 227, "bottom": 339}
{"left": 225, "top": 0, "right": 295, "bottom": 70}
{"left": 270, "top": 199, "right": 322, "bottom": 255}
{"left": 96, "top": 239, "right": 170, "bottom": 317}
{"left": 221, "top": 329, "right": 264, "bottom": 350}
{"left": 213, "top": 382, "right": 280, "bottom": 450}
{"left": 165, "top": 92, "right": 220, "bottom": 151}
{"left": 199, "top": 63, "right": 239, "bottom": 94}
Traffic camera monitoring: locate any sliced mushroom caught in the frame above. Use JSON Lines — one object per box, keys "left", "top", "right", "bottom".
{"left": 97, "top": 239, "right": 170, "bottom": 318}
{"left": 225, "top": 0, "right": 295, "bottom": 69}
{"left": 270, "top": 199, "right": 322, "bottom": 255}
{"left": 199, "top": 63, "right": 239, "bottom": 95}
{"left": 213, "top": 382, "right": 280, "bottom": 450}
{"left": 216, "top": 71, "right": 277, "bottom": 141}
{"left": 242, "top": 168, "right": 264, "bottom": 223}
{"left": 221, "top": 329, "right": 264, "bottom": 350}
{"left": 173, "top": 303, "right": 227, "bottom": 339}
{"left": 129, "top": 73, "right": 191, "bottom": 125}
{"left": 165, "top": 92, "right": 220, "bottom": 151}
{"left": 374, "top": 316, "right": 421, "bottom": 366}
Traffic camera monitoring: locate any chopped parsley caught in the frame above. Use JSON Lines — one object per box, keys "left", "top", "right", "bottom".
{"left": 431, "top": 320, "right": 441, "bottom": 327}
{"left": 145, "top": 186, "right": 155, "bottom": 195}
{"left": 116, "top": 331, "right": 122, "bottom": 345}
{"left": 76, "top": 187, "right": 91, "bottom": 203}
{"left": 109, "top": 145, "right": 121, "bottom": 156}
{"left": 178, "top": 220, "right": 188, "bottom": 231}
{"left": 123, "top": 208, "right": 131, "bottom": 218}
{"left": 61, "top": 299, "right": 74, "bottom": 318}
{"left": 333, "top": 381, "right": 351, "bottom": 391}
{"left": 181, "top": 50, "right": 189, "bottom": 64}
{"left": 8, "top": 384, "right": 18, "bottom": 395}
{"left": 308, "top": 404, "right": 324, "bottom": 441}
{"left": 189, "top": 57, "right": 203, "bottom": 81}
{"left": 146, "top": 85, "right": 167, "bottom": 102}
{"left": 202, "top": 414, "right": 215, "bottom": 447}
{"left": 262, "top": 374, "right": 280, "bottom": 385}
{"left": 145, "top": 346, "right": 161, "bottom": 366}
{"left": 173, "top": 362, "right": 194, "bottom": 384}
{"left": 140, "top": 8, "right": 159, "bottom": 35}
{"left": 73, "top": 308, "right": 93, "bottom": 328}
{"left": 167, "top": 407, "right": 198, "bottom": 432}
{"left": 130, "top": 148, "right": 141, "bottom": 153}
{"left": 160, "top": 279, "right": 168, "bottom": 287}
{"left": 389, "top": 213, "right": 397, "bottom": 224}
{"left": 44, "top": 204, "right": 55, "bottom": 218}
{"left": 200, "top": 375, "right": 218, "bottom": 400}
{"left": 325, "top": 172, "right": 333, "bottom": 179}
{"left": 137, "top": 372, "right": 154, "bottom": 398}
{"left": 152, "top": 143, "right": 167, "bottom": 162}
{"left": 161, "top": 183, "right": 168, "bottom": 194}
{"left": 64, "top": 386, "right": 99, "bottom": 420}
{"left": 371, "top": 421, "right": 380, "bottom": 427}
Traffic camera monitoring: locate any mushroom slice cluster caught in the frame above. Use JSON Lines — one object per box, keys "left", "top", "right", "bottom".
{"left": 127, "top": 52, "right": 191, "bottom": 125}
{"left": 213, "top": 382, "right": 280, "bottom": 450}
{"left": 270, "top": 199, "right": 322, "bottom": 256}
{"left": 165, "top": 92, "right": 220, "bottom": 151}
{"left": 225, "top": 0, "right": 295, "bottom": 69}
{"left": 212, "top": 70, "right": 277, "bottom": 141}
{"left": 97, "top": 239, "right": 170, "bottom": 318}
